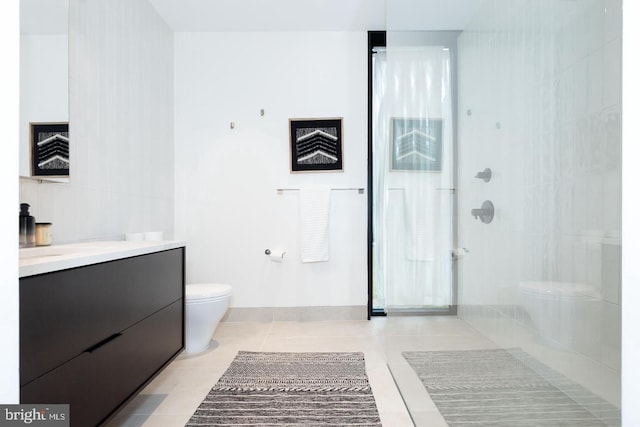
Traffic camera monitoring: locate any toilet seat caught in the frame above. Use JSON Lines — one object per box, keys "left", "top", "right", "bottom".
{"left": 186, "top": 284, "right": 232, "bottom": 302}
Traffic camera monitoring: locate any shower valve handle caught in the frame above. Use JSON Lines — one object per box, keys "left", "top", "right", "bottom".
{"left": 471, "top": 200, "right": 494, "bottom": 224}
{"left": 475, "top": 168, "right": 492, "bottom": 182}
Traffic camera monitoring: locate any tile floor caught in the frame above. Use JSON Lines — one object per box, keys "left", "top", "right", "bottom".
{"left": 105, "top": 316, "right": 499, "bottom": 427}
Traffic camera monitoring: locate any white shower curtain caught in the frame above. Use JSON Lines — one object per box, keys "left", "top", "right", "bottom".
{"left": 373, "top": 46, "right": 454, "bottom": 311}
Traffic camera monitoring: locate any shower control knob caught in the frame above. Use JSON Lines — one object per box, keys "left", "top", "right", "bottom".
{"left": 474, "top": 168, "right": 492, "bottom": 182}
{"left": 471, "top": 200, "right": 494, "bottom": 224}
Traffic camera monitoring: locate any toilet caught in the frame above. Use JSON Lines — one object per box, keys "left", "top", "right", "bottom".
{"left": 518, "top": 281, "right": 588, "bottom": 349}
{"left": 184, "top": 283, "right": 232, "bottom": 355}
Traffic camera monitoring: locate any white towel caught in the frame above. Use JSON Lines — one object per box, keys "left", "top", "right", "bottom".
{"left": 300, "top": 186, "right": 331, "bottom": 263}
{"left": 404, "top": 189, "right": 435, "bottom": 261}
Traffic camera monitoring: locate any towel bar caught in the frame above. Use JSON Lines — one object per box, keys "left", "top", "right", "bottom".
{"left": 277, "top": 188, "right": 365, "bottom": 194}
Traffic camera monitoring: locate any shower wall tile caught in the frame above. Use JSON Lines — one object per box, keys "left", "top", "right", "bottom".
{"left": 574, "top": 57, "right": 588, "bottom": 118}
{"left": 572, "top": 240, "right": 588, "bottom": 287}
{"left": 602, "top": 301, "right": 621, "bottom": 371}
{"left": 586, "top": 174, "right": 604, "bottom": 230}
{"left": 601, "top": 242, "right": 621, "bottom": 304}
{"left": 585, "top": 0, "right": 606, "bottom": 54}
{"left": 572, "top": 180, "right": 588, "bottom": 234}
{"left": 574, "top": 297, "right": 602, "bottom": 361}
{"left": 603, "top": 174, "right": 622, "bottom": 239}
{"left": 604, "top": 106, "right": 622, "bottom": 172}
{"left": 556, "top": 236, "right": 573, "bottom": 283}
{"left": 588, "top": 48, "right": 604, "bottom": 114}
{"left": 586, "top": 245, "right": 604, "bottom": 289}
{"left": 604, "top": 0, "right": 623, "bottom": 43}
{"left": 603, "top": 39, "right": 622, "bottom": 108}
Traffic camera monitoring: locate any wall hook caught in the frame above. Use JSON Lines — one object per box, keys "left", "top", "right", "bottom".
{"left": 230, "top": 122, "right": 235, "bottom": 129}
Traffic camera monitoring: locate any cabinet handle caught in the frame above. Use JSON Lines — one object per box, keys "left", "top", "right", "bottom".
{"left": 84, "top": 333, "right": 122, "bottom": 353}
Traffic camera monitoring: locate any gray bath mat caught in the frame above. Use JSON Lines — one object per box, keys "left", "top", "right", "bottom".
{"left": 403, "top": 348, "right": 620, "bottom": 426}
{"left": 186, "top": 351, "right": 382, "bottom": 426}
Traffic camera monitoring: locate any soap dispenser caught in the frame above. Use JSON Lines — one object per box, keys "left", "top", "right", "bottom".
{"left": 19, "top": 203, "right": 36, "bottom": 248}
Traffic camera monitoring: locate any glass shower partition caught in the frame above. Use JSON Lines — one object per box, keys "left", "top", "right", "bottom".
{"left": 382, "top": 0, "right": 622, "bottom": 425}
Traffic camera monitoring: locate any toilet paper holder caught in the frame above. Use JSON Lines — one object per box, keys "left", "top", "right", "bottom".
{"left": 265, "top": 248, "right": 286, "bottom": 262}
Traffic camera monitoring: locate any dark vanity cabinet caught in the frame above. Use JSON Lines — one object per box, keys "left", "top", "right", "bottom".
{"left": 20, "top": 247, "right": 185, "bottom": 427}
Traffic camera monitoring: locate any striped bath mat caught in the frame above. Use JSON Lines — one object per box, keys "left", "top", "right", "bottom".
{"left": 186, "top": 351, "right": 382, "bottom": 426}
{"left": 403, "top": 348, "right": 620, "bottom": 426}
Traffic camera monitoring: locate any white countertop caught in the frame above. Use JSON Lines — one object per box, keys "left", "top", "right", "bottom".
{"left": 19, "top": 240, "right": 186, "bottom": 278}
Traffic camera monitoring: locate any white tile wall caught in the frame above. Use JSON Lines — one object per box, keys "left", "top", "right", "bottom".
{"left": 458, "top": 0, "right": 621, "bottom": 407}
{"left": 19, "top": 0, "right": 174, "bottom": 244}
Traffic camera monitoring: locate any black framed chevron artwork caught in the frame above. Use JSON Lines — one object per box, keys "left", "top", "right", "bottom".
{"left": 289, "top": 118, "right": 343, "bottom": 173}
{"left": 31, "top": 122, "right": 69, "bottom": 177}
{"left": 391, "top": 118, "right": 443, "bottom": 172}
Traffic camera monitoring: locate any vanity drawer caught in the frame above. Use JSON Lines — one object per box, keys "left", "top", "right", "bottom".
{"left": 21, "top": 299, "right": 183, "bottom": 427}
{"left": 20, "top": 247, "right": 184, "bottom": 386}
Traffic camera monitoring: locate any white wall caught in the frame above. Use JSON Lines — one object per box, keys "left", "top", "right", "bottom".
{"left": 19, "top": 34, "right": 68, "bottom": 177}
{"left": 622, "top": 0, "right": 640, "bottom": 424}
{"left": 458, "top": 0, "right": 622, "bottom": 407}
{"left": 19, "top": 0, "right": 174, "bottom": 244}
{"left": 0, "top": 0, "right": 20, "bottom": 404}
{"left": 174, "top": 32, "right": 368, "bottom": 309}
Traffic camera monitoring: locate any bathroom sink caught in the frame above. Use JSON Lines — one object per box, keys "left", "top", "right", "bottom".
{"left": 20, "top": 246, "right": 81, "bottom": 259}
{"left": 19, "top": 241, "right": 147, "bottom": 260}
{"left": 19, "top": 244, "right": 104, "bottom": 261}
{"left": 19, "top": 252, "right": 66, "bottom": 260}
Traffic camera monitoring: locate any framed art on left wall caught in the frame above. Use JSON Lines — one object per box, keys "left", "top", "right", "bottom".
{"left": 31, "top": 122, "right": 69, "bottom": 177}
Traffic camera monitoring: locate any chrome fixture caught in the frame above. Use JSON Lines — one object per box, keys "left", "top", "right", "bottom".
{"left": 471, "top": 200, "right": 494, "bottom": 224}
{"left": 475, "top": 168, "right": 492, "bottom": 182}
{"left": 276, "top": 187, "right": 365, "bottom": 194}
